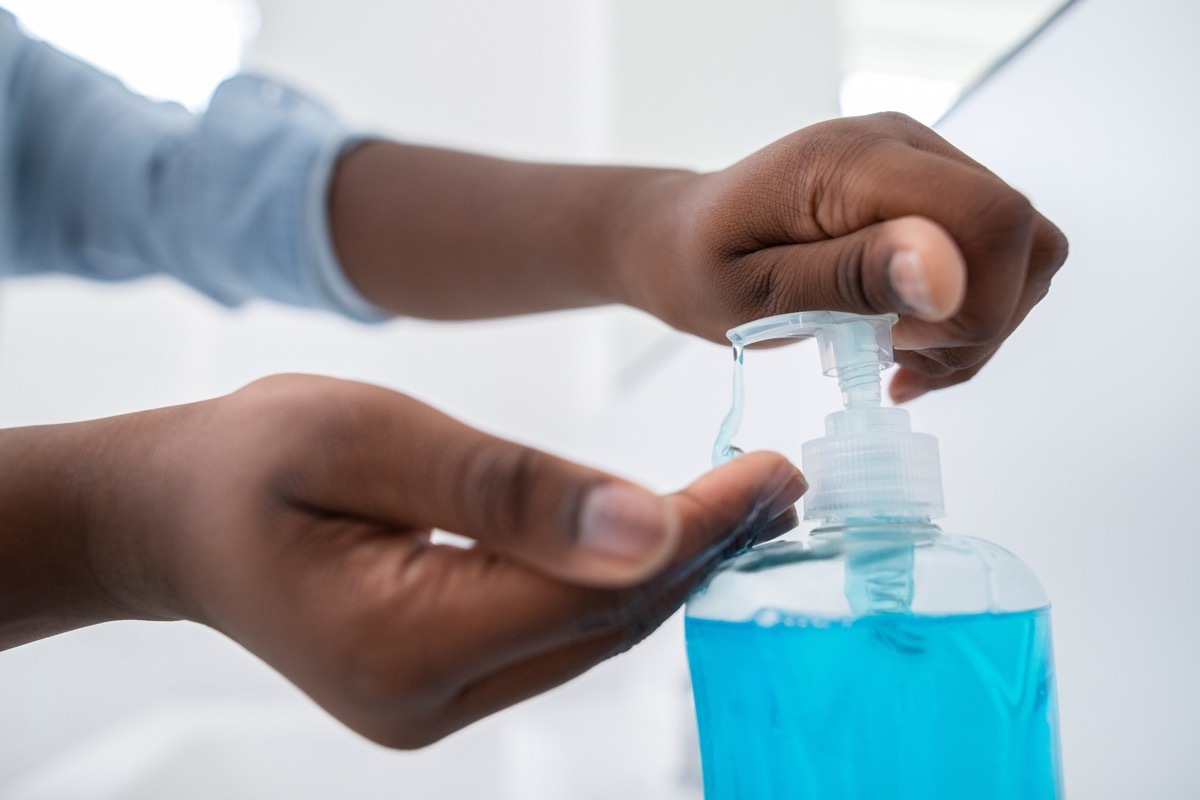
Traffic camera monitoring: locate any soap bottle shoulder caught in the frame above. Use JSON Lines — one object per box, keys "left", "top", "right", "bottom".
{"left": 686, "top": 522, "right": 1049, "bottom": 622}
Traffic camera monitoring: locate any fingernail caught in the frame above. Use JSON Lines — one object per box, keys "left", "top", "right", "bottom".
{"left": 763, "top": 467, "right": 807, "bottom": 519}
{"left": 760, "top": 506, "right": 801, "bottom": 543}
{"left": 888, "top": 250, "right": 940, "bottom": 319}
{"left": 577, "top": 484, "right": 670, "bottom": 561}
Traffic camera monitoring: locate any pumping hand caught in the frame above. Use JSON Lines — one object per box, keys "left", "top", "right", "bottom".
{"left": 613, "top": 112, "right": 1069, "bottom": 402}
{"left": 331, "top": 114, "right": 1064, "bottom": 403}
{"left": 0, "top": 375, "right": 804, "bottom": 747}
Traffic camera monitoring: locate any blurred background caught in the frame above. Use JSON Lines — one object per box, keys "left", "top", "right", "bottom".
{"left": 1, "top": 0, "right": 1197, "bottom": 797}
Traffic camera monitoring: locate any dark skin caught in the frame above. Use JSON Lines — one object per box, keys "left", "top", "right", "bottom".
{"left": 0, "top": 112, "right": 1066, "bottom": 748}
{"left": 333, "top": 113, "right": 1067, "bottom": 400}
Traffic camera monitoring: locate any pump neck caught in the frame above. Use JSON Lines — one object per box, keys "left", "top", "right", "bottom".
{"left": 719, "top": 310, "right": 946, "bottom": 524}
{"left": 836, "top": 361, "right": 883, "bottom": 409}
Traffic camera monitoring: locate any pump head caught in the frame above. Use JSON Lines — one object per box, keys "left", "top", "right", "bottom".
{"left": 726, "top": 311, "right": 944, "bottom": 523}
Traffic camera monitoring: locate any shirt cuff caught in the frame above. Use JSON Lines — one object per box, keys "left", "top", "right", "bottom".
{"left": 304, "top": 133, "right": 392, "bottom": 323}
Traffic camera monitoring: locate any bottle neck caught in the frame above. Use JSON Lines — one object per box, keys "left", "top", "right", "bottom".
{"left": 812, "top": 516, "right": 940, "bottom": 537}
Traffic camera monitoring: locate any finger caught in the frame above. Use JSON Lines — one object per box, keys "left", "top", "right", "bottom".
{"left": 729, "top": 140, "right": 1038, "bottom": 351}
{"left": 882, "top": 121, "right": 1069, "bottom": 323}
{"left": 726, "top": 154, "right": 1034, "bottom": 344}
{"left": 405, "top": 479, "right": 803, "bottom": 741}
{"left": 735, "top": 214, "right": 968, "bottom": 324}
{"left": 403, "top": 627, "right": 629, "bottom": 747}
{"left": 330, "top": 452, "right": 805, "bottom": 735}
{"left": 888, "top": 357, "right": 989, "bottom": 404}
{"left": 431, "top": 433, "right": 678, "bottom": 587}
{"left": 833, "top": 146, "right": 1036, "bottom": 346}
{"left": 888, "top": 250, "right": 1058, "bottom": 403}
{"left": 297, "top": 384, "right": 806, "bottom": 589}
{"left": 431, "top": 452, "right": 804, "bottom": 674}
{"left": 890, "top": 207, "right": 1064, "bottom": 354}
{"left": 290, "top": 389, "right": 659, "bottom": 587}
{"left": 762, "top": 504, "right": 801, "bottom": 540}
{"left": 1027, "top": 212, "right": 1070, "bottom": 287}
{"left": 889, "top": 210, "right": 1065, "bottom": 376}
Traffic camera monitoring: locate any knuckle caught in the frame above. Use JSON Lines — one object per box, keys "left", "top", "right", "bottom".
{"left": 964, "top": 305, "right": 1013, "bottom": 344}
{"left": 1032, "top": 221, "right": 1070, "bottom": 277}
{"left": 896, "top": 350, "right": 954, "bottom": 379}
{"left": 1046, "top": 224, "right": 1070, "bottom": 267}
{"left": 868, "top": 110, "right": 922, "bottom": 131}
{"left": 966, "top": 190, "right": 1036, "bottom": 252}
{"left": 457, "top": 440, "right": 544, "bottom": 545}
{"left": 991, "top": 189, "right": 1036, "bottom": 228}
{"left": 834, "top": 234, "right": 891, "bottom": 314}
{"left": 920, "top": 362, "right": 984, "bottom": 395}
{"left": 954, "top": 319, "right": 1005, "bottom": 347}
{"left": 926, "top": 344, "right": 991, "bottom": 372}
{"left": 942, "top": 367, "right": 982, "bottom": 389}
{"left": 834, "top": 241, "right": 868, "bottom": 310}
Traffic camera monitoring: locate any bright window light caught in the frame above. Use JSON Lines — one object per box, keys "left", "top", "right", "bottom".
{"left": 4, "top": 0, "right": 258, "bottom": 111}
{"left": 840, "top": 70, "right": 961, "bottom": 126}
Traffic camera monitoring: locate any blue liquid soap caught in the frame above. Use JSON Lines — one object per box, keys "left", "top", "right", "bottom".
{"left": 686, "top": 312, "right": 1064, "bottom": 798}
{"left": 686, "top": 609, "right": 1061, "bottom": 799}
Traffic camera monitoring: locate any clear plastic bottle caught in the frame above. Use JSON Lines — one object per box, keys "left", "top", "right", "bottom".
{"left": 685, "top": 311, "right": 1063, "bottom": 799}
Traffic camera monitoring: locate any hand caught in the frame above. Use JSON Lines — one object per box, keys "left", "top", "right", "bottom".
{"left": 19, "top": 375, "right": 803, "bottom": 748}
{"left": 619, "top": 112, "right": 1069, "bottom": 402}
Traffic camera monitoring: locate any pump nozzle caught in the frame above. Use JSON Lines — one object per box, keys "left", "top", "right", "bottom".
{"left": 728, "top": 311, "right": 895, "bottom": 411}
{"left": 718, "top": 311, "right": 944, "bottom": 523}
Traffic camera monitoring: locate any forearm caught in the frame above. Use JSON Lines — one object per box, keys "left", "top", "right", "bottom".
{"left": 0, "top": 418, "right": 177, "bottom": 650}
{"left": 0, "top": 423, "right": 111, "bottom": 648}
{"left": 328, "top": 140, "right": 693, "bottom": 318}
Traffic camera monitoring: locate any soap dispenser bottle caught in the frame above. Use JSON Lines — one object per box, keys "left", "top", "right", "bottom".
{"left": 685, "top": 311, "right": 1062, "bottom": 799}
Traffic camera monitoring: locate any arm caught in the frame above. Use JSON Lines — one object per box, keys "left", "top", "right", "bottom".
{"left": 329, "top": 142, "right": 685, "bottom": 319}
{"left": 330, "top": 115, "right": 1069, "bottom": 401}
{"left": 0, "top": 376, "right": 803, "bottom": 746}
{"left": 0, "top": 421, "right": 135, "bottom": 649}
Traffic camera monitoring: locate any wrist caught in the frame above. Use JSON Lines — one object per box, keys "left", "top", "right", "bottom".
{"left": 609, "top": 168, "right": 706, "bottom": 326}
{"left": 0, "top": 419, "right": 173, "bottom": 649}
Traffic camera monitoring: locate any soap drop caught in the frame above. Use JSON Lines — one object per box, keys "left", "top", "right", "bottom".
{"left": 711, "top": 344, "right": 745, "bottom": 467}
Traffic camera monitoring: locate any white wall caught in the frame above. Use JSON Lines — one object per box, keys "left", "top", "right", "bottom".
{"left": 927, "top": 1, "right": 1200, "bottom": 795}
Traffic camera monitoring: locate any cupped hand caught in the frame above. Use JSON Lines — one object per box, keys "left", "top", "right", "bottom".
{"left": 89, "top": 375, "right": 804, "bottom": 748}
{"left": 623, "top": 112, "right": 1068, "bottom": 402}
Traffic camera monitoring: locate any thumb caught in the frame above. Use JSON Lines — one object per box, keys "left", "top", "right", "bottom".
{"left": 435, "top": 438, "right": 804, "bottom": 588}
{"left": 758, "top": 215, "right": 966, "bottom": 324}
{"left": 292, "top": 385, "right": 797, "bottom": 589}
{"left": 426, "top": 425, "right": 681, "bottom": 587}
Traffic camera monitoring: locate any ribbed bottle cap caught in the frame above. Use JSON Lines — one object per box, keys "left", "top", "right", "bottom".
{"left": 717, "top": 311, "right": 946, "bottom": 523}
{"left": 801, "top": 407, "right": 943, "bottom": 521}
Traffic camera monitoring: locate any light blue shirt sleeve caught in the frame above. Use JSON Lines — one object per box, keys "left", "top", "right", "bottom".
{"left": 0, "top": 10, "right": 388, "bottom": 321}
